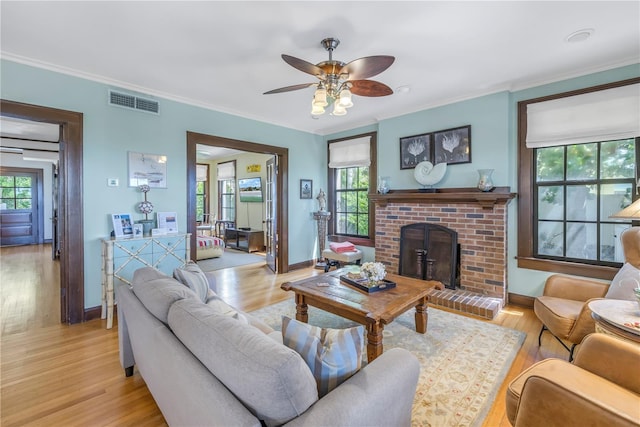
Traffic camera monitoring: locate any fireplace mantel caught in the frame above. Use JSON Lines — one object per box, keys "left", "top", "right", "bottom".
{"left": 369, "top": 187, "right": 516, "bottom": 209}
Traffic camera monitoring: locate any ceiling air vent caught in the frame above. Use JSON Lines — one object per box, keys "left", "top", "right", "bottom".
{"left": 109, "top": 90, "right": 159, "bottom": 114}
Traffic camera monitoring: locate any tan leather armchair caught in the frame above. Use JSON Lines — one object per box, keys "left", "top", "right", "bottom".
{"left": 534, "top": 227, "right": 640, "bottom": 360}
{"left": 506, "top": 333, "right": 640, "bottom": 427}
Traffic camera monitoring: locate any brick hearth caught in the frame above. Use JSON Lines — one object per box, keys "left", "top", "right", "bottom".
{"left": 371, "top": 188, "right": 515, "bottom": 319}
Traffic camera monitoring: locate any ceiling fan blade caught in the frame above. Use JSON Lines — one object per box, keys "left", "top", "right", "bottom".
{"left": 281, "top": 54, "right": 326, "bottom": 78}
{"left": 340, "top": 56, "right": 395, "bottom": 80}
{"left": 263, "top": 83, "right": 316, "bottom": 95}
{"left": 349, "top": 80, "right": 393, "bottom": 97}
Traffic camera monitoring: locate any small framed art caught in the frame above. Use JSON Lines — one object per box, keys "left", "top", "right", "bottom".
{"left": 433, "top": 125, "right": 471, "bottom": 165}
{"left": 300, "top": 179, "right": 313, "bottom": 199}
{"left": 111, "top": 213, "right": 134, "bottom": 238}
{"left": 400, "top": 133, "right": 432, "bottom": 169}
{"left": 157, "top": 212, "right": 178, "bottom": 233}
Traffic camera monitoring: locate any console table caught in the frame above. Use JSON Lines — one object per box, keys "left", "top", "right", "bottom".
{"left": 101, "top": 233, "right": 191, "bottom": 329}
{"left": 224, "top": 228, "right": 264, "bottom": 253}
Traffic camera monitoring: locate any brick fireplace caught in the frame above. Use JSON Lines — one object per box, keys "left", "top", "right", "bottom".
{"left": 370, "top": 188, "right": 515, "bottom": 319}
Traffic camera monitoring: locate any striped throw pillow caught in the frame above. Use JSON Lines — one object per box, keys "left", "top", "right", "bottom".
{"left": 281, "top": 316, "right": 365, "bottom": 397}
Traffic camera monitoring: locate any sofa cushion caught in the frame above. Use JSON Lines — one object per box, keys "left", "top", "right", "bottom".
{"left": 605, "top": 262, "right": 640, "bottom": 300}
{"left": 132, "top": 267, "right": 198, "bottom": 324}
{"left": 282, "top": 316, "right": 365, "bottom": 397}
{"left": 168, "top": 298, "right": 318, "bottom": 427}
{"left": 173, "top": 261, "right": 209, "bottom": 302}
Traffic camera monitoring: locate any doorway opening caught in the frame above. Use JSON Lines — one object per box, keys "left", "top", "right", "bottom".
{"left": 0, "top": 100, "right": 84, "bottom": 324}
{"left": 186, "top": 132, "right": 289, "bottom": 273}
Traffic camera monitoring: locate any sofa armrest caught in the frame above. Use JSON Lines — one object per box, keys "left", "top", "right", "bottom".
{"left": 542, "top": 274, "right": 609, "bottom": 301}
{"left": 566, "top": 298, "right": 602, "bottom": 343}
{"left": 284, "top": 348, "right": 419, "bottom": 427}
{"left": 513, "top": 364, "right": 640, "bottom": 427}
{"left": 573, "top": 333, "right": 640, "bottom": 394}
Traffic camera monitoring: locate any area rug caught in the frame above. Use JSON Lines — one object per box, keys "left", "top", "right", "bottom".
{"left": 250, "top": 300, "right": 525, "bottom": 427}
{"left": 197, "top": 248, "right": 265, "bottom": 271}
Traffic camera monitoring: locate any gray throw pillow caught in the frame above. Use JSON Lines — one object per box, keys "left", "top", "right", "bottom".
{"left": 132, "top": 267, "right": 198, "bottom": 324}
{"left": 174, "top": 261, "right": 209, "bottom": 302}
{"left": 605, "top": 262, "right": 640, "bottom": 300}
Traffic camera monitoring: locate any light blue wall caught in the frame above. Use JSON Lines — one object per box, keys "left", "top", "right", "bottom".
{"left": 1, "top": 59, "right": 326, "bottom": 308}
{"left": 2, "top": 59, "right": 639, "bottom": 308}
{"left": 326, "top": 64, "right": 639, "bottom": 297}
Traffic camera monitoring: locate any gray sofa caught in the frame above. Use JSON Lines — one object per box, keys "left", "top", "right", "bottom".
{"left": 116, "top": 267, "right": 421, "bottom": 427}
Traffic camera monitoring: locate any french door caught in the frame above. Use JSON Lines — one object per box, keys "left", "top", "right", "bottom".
{"left": 0, "top": 167, "right": 43, "bottom": 246}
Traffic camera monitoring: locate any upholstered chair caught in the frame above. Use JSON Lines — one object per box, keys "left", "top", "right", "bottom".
{"left": 505, "top": 332, "right": 640, "bottom": 427}
{"left": 534, "top": 227, "right": 640, "bottom": 360}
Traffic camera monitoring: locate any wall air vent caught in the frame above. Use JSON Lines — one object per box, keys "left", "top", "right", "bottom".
{"left": 109, "top": 90, "right": 159, "bottom": 114}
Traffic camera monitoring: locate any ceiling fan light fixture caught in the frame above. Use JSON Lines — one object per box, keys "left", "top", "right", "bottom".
{"left": 339, "top": 87, "right": 353, "bottom": 108}
{"left": 332, "top": 103, "right": 347, "bottom": 116}
{"left": 313, "top": 86, "right": 328, "bottom": 107}
{"left": 311, "top": 99, "right": 325, "bottom": 115}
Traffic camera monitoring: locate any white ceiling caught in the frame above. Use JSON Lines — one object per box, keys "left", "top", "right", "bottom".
{"left": 1, "top": 1, "right": 639, "bottom": 138}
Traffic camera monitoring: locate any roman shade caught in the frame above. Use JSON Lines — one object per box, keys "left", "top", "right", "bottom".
{"left": 196, "top": 164, "right": 208, "bottom": 182}
{"left": 328, "top": 136, "right": 371, "bottom": 168}
{"left": 526, "top": 83, "right": 640, "bottom": 148}
{"left": 217, "top": 161, "right": 235, "bottom": 180}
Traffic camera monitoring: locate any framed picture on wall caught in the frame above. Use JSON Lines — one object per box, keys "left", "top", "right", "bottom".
{"left": 300, "top": 179, "right": 312, "bottom": 199}
{"left": 128, "top": 151, "right": 168, "bottom": 188}
{"left": 399, "top": 133, "right": 432, "bottom": 169}
{"left": 433, "top": 125, "right": 471, "bottom": 165}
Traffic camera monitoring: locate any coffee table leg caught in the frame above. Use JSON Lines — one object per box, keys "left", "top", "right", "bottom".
{"left": 366, "top": 322, "right": 384, "bottom": 362}
{"left": 415, "top": 297, "right": 428, "bottom": 334}
{"left": 295, "top": 293, "right": 308, "bottom": 323}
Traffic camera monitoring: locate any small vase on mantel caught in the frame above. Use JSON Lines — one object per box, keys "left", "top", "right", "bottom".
{"left": 477, "top": 169, "right": 495, "bottom": 192}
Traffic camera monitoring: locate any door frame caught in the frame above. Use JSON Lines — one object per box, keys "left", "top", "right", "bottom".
{"left": 1, "top": 99, "right": 84, "bottom": 324}
{"left": 186, "top": 131, "right": 289, "bottom": 273}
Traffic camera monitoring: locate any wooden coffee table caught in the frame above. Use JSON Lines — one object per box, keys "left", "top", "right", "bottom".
{"left": 281, "top": 269, "right": 443, "bottom": 362}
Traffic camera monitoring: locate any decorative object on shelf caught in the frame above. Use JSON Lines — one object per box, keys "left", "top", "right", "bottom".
{"left": 128, "top": 151, "right": 167, "bottom": 188}
{"left": 136, "top": 184, "right": 155, "bottom": 236}
{"left": 263, "top": 37, "right": 394, "bottom": 116}
{"left": 400, "top": 133, "right": 432, "bottom": 169}
{"left": 433, "top": 125, "right": 471, "bottom": 165}
{"left": 316, "top": 188, "right": 326, "bottom": 211}
{"left": 414, "top": 161, "right": 447, "bottom": 192}
{"left": 360, "top": 262, "right": 387, "bottom": 285}
{"left": 313, "top": 210, "right": 331, "bottom": 269}
{"left": 378, "top": 176, "right": 390, "bottom": 194}
{"left": 477, "top": 169, "right": 495, "bottom": 192}
{"left": 300, "top": 179, "right": 313, "bottom": 199}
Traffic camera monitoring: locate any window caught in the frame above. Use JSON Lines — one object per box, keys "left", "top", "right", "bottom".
{"left": 217, "top": 161, "right": 235, "bottom": 221}
{"left": 328, "top": 132, "right": 377, "bottom": 246}
{"left": 518, "top": 78, "right": 640, "bottom": 279}
{"left": 0, "top": 175, "right": 32, "bottom": 210}
{"left": 195, "top": 164, "right": 208, "bottom": 222}
{"left": 534, "top": 138, "right": 637, "bottom": 265}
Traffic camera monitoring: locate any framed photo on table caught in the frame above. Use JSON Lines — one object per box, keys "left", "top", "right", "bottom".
{"left": 433, "top": 125, "right": 471, "bottom": 165}
{"left": 157, "top": 212, "right": 178, "bottom": 233}
{"left": 300, "top": 179, "right": 313, "bottom": 199}
{"left": 111, "top": 213, "right": 133, "bottom": 238}
{"left": 400, "top": 133, "right": 432, "bottom": 169}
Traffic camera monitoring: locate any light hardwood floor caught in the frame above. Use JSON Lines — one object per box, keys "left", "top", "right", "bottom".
{"left": 1, "top": 244, "right": 567, "bottom": 427}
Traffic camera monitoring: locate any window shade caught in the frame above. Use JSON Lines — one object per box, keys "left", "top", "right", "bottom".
{"left": 196, "top": 164, "right": 208, "bottom": 182}
{"left": 328, "top": 136, "right": 371, "bottom": 168}
{"left": 526, "top": 83, "right": 640, "bottom": 148}
{"left": 217, "top": 162, "right": 235, "bottom": 180}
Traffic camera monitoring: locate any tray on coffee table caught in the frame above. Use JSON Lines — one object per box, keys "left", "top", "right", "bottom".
{"left": 340, "top": 275, "right": 396, "bottom": 293}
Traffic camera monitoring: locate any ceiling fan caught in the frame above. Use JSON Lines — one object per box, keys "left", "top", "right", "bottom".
{"left": 264, "top": 38, "right": 395, "bottom": 116}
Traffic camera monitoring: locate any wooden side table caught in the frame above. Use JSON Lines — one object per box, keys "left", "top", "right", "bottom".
{"left": 101, "top": 233, "right": 190, "bottom": 329}
{"left": 588, "top": 299, "right": 640, "bottom": 345}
